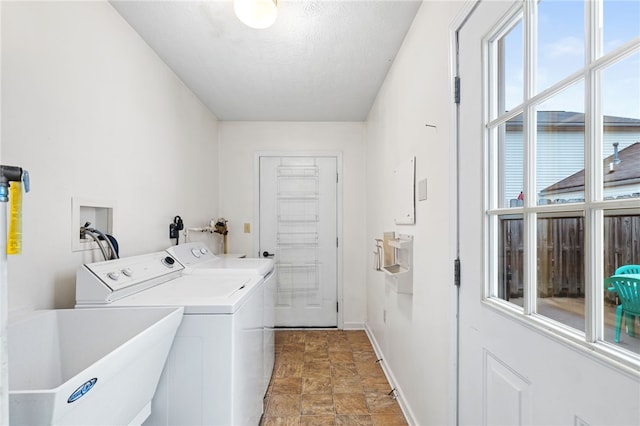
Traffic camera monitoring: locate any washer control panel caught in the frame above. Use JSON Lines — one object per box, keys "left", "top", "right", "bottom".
{"left": 83, "top": 252, "right": 184, "bottom": 292}
{"left": 166, "top": 242, "right": 217, "bottom": 267}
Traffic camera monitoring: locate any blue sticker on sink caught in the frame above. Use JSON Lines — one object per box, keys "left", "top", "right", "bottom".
{"left": 67, "top": 378, "right": 97, "bottom": 403}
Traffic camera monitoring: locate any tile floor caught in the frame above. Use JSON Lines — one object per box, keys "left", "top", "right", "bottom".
{"left": 261, "top": 329, "right": 408, "bottom": 426}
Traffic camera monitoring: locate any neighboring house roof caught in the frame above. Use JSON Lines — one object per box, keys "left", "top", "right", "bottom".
{"left": 506, "top": 111, "right": 640, "bottom": 131}
{"left": 540, "top": 142, "right": 640, "bottom": 194}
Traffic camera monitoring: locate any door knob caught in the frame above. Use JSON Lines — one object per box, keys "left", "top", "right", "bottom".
{"left": 263, "top": 251, "right": 275, "bottom": 258}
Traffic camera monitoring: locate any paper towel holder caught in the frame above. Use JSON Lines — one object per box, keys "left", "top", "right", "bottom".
{"left": 382, "top": 233, "right": 413, "bottom": 294}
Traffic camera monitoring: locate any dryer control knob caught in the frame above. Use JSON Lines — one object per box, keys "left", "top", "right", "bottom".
{"left": 162, "top": 256, "right": 176, "bottom": 268}
{"left": 200, "top": 247, "right": 209, "bottom": 255}
{"left": 107, "top": 271, "right": 120, "bottom": 281}
{"left": 191, "top": 248, "right": 201, "bottom": 258}
{"left": 121, "top": 268, "right": 133, "bottom": 277}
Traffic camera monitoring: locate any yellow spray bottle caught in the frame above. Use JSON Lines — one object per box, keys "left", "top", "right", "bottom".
{"left": 7, "top": 181, "right": 22, "bottom": 255}
{"left": 0, "top": 166, "right": 29, "bottom": 255}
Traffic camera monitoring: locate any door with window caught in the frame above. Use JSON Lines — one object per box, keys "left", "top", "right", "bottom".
{"left": 259, "top": 155, "right": 338, "bottom": 327}
{"left": 457, "top": 1, "right": 639, "bottom": 424}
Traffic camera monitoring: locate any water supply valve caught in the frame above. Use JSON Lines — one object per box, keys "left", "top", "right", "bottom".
{"left": 169, "top": 215, "right": 184, "bottom": 244}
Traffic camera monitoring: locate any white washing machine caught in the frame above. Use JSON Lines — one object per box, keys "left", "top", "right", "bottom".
{"left": 166, "top": 242, "right": 276, "bottom": 395}
{"left": 75, "top": 250, "right": 265, "bottom": 426}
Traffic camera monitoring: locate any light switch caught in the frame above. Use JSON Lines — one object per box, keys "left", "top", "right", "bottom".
{"left": 418, "top": 178, "right": 427, "bottom": 201}
{"left": 243, "top": 223, "right": 251, "bottom": 233}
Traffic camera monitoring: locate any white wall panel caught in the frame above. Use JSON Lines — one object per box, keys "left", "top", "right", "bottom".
{"left": 364, "top": 2, "right": 464, "bottom": 424}
{"left": 1, "top": 1, "right": 219, "bottom": 312}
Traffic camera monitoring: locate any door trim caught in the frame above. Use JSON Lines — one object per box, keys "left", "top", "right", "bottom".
{"left": 254, "top": 151, "right": 344, "bottom": 329}
{"left": 449, "top": 2, "right": 482, "bottom": 425}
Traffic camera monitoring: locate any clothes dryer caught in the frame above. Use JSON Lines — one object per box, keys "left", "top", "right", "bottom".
{"left": 166, "top": 242, "right": 276, "bottom": 395}
{"left": 166, "top": 242, "right": 274, "bottom": 276}
{"left": 75, "top": 251, "right": 265, "bottom": 426}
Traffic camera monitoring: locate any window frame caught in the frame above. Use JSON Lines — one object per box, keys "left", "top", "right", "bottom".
{"left": 482, "top": 0, "right": 640, "bottom": 370}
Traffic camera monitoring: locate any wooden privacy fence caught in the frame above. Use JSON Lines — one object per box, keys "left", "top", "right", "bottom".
{"left": 500, "top": 215, "right": 640, "bottom": 300}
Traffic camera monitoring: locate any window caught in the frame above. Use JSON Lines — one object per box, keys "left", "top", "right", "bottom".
{"left": 486, "top": 0, "right": 640, "bottom": 359}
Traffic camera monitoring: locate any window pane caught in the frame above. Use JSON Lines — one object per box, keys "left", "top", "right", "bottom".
{"left": 601, "top": 52, "right": 640, "bottom": 200}
{"left": 498, "top": 215, "right": 524, "bottom": 308}
{"left": 603, "top": 212, "right": 640, "bottom": 355}
{"left": 603, "top": 0, "right": 640, "bottom": 55}
{"left": 501, "top": 114, "right": 524, "bottom": 208}
{"left": 536, "top": 81, "right": 586, "bottom": 205}
{"left": 536, "top": 0, "right": 585, "bottom": 94}
{"left": 536, "top": 216, "right": 585, "bottom": 331}
{"left": 498, "top": 19, "right": 523, "bottom": 113}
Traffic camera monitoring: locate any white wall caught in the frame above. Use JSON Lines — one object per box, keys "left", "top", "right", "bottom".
{"left": 218, "top": 122, "right": 366, "bottom": 327}
{"left": 365, "top": 1, "right": 463, "bottom": 425}
{"left": 1, "top": 1, "right": 219, "bottom": 312}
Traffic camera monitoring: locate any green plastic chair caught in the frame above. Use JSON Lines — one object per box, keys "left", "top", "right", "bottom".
{"left": 605, "top": 275, "right": 640, "bottom": 343}
{"left": 615, "top": 265, "right": 640, "bottom": 275}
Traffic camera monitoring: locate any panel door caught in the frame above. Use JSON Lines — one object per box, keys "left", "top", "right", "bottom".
{"left": 259, "top": 155, "right": 338, "bottom": 327}
{"left": 457, "top": 2, "right": 639, "bottom": 425}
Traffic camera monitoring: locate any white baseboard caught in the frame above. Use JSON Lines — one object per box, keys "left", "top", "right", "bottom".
{"left": 342, "top": 321, "right": 365, "bottom": 330}
{"left": 364, "top": 324, "right": 417, "bottom": 426}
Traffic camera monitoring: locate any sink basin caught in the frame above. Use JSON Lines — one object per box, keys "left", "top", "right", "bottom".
{"left": 8, "top": 307, "right": 183, "bottom": 426}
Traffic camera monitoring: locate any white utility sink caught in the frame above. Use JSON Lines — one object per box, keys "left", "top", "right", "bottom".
{"left": 8, "top": 307, "right": 183, "bottom": 426}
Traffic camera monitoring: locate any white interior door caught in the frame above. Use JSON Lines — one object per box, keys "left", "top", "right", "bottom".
{"left": 457, "top": 2, "right": 639, "bottom": 425}
{"left": 259, "top": 155, "right": 338, "bottom": 327}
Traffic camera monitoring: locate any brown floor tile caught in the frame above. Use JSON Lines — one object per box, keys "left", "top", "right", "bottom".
{"left": 268, "top": 394, "right": 302, "bottom": 417}
{"left": 331, "top": 362, "right": 359, "bottom": 378}
{"left": 305, "top": 349, "right": 330, "bottom": 362}
{"left": 326, "top": 331, "right": 348, "bottom": 341}
{"left": 301, "top": 394, "right": 334, "bottom": 415}
{"left": 345, "top": 331, "right": 369, "bottom": 342}
{"left": 275, "top": 363, "right": 304, "bottom": 378}
{"left": 278, "top": 331, "right": 306, "bottom": 344}
{"left": 334, "top": 393, "right": 369, "bottom": 415}
{"left": 299, "top": 415, "right": 336, "bottom": 426}
{"left": 270, "top": 331, "right": 404, "bottom": 426}
{"left": 349, "top": 342, "right": 374, "bottom": 352}
{"left": 336, "top": 415, "right": 374, "bottom": 425}
{"left": 364, "top": 392, "right": 403, "bottom": 415}
{"left": 332, "top": 376, "right": 363, "bottom": 394}
{"left": 355, "top": 362, "right": 385, "bottom": 378}
{"left": 371, "top": 413, "right": 408, "bottom": 425}
{"left": 285, "top": 342, "right": 307, "bottom": 352}
{"left": 303, "top": 361, "right": 331, "bottom": 377}
{"left": 328, "top": 340, "right": 352, "bottom": 352}
{"left": 351, "top": 351, "right": 378, "bottom": 363}
{"left": 306, "top": 340, "right": 329, "bottom": 351}
{"left": 262, "top": 416, "right": 301, "bottom": 426}
{"left": 280, "top": 351, "right": 306, "bottom": 364}
{"left": 274, "top": 333, "right": 288, "bottom": 344}
{"left": 329, "top": 351, "right": 354, "bottom": 363}
{"left": 272, "top": 377, "right": 303, "bottom": 395}
{"left": 360, "top": 375, "right": 390, "bottom": 388}
{"left": 303, "top": 376, "right": 332, "bottom": 394}
{"left": 305, "top": 331, "right": 330, "bottom": 342}
{"left": 361, "top": 381, "right": 391, "bottom": 393}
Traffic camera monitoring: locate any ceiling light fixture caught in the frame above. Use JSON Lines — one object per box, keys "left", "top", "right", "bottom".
{"left": 234, "top": 0, "right": 278, "bottom": 29}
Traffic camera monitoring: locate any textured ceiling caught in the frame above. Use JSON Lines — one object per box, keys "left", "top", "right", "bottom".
{"left": 110, "top": 0, "right": 422, "bottom": 121}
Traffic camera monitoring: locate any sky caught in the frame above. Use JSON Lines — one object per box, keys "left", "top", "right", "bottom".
{"left": 503, "top": 0, "right": 640, "bottom": 119}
